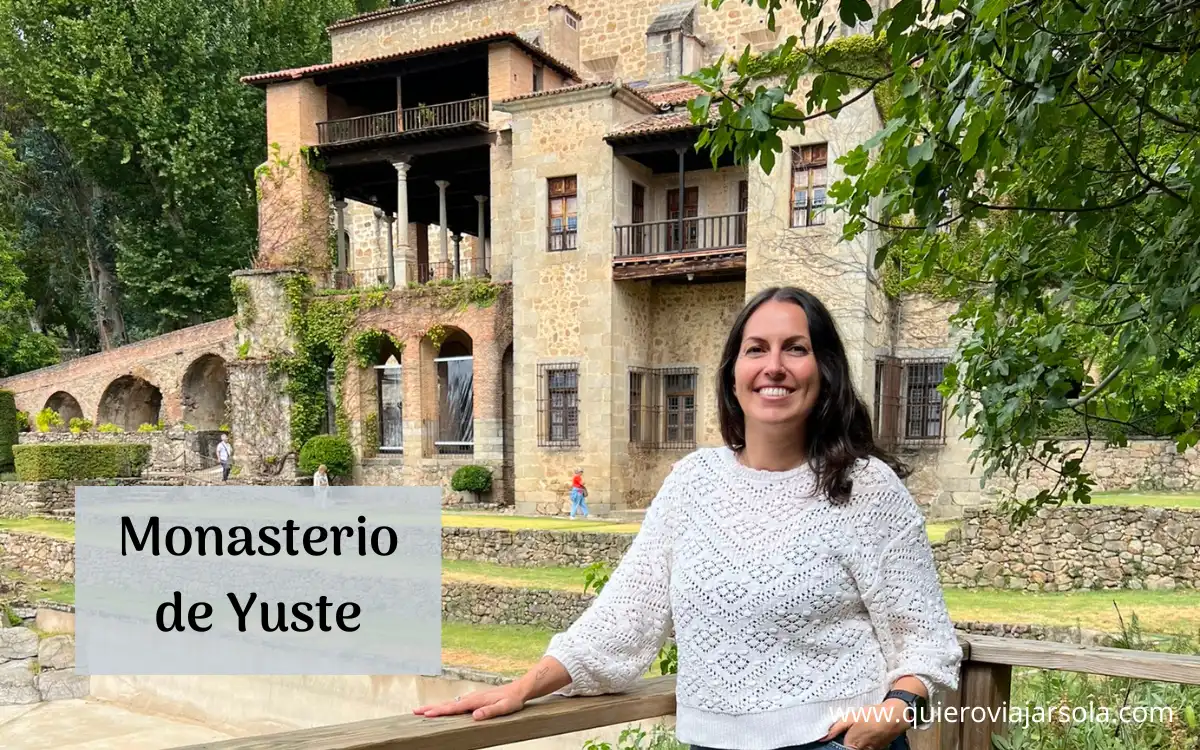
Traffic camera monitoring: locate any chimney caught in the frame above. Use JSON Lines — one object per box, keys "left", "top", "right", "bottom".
{"left": 547, "top": 4, "right": 581, "bottom": 77}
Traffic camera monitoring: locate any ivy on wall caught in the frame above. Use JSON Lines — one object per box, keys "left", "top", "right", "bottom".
{"left": 269, "top": 274, "right": 503, "bottom": 453}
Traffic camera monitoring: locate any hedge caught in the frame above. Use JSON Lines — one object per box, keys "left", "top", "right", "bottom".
{"left": 298, "top": 435, "right": 354, "bottom": 477}
{"left": 0, "top": 390, "right": 16, "bottom": 472}
{"left": 451, "top": 465, "right": 493, "bottom": 494}
{"left": 12, "top": 443, "right": 152, "bottom": 480}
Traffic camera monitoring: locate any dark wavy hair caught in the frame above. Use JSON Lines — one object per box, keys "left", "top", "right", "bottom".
{"left": 717, "top": 286, "right": 908, "bottom": 503}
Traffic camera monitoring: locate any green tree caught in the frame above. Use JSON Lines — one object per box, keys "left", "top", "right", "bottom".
{"left": 690, "top": 0, "right": 1200, "bottom": 519}
{"left": 0, "top": 0, "right": 355, "bottom": 336}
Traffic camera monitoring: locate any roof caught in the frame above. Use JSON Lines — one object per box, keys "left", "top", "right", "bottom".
{"left": 605, "top": 106, "right": 716, "bottom": 141}
{"left": 240, "top": 31, "right": 579, "bottom": 87}
{"left": 328, "top": 0, "right": 470, "bottom": 31}
{"left": 646, "top": 2, "right": 696, "bottom": 34}
{"left": 637, "top": 81, "right": 706, "bottom": 106}
{"left": 496, "top": 80, "right": 658, "bottom": 109}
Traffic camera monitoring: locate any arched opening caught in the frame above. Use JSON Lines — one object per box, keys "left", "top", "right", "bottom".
{"left": 319, "top": 354, "right": 337, "bottom": 436}
{"left": 98, "top": 375, "right": 162, "bottom": 431}
{"left": 44, "top": 391, "right": 84, "bottom": 425}
{"left": 181, "top": 354, "right": 229, "bottom": 431}
{"left": 375, "top": 334, "right": 405, "bottom": 453}
{"left": 434, "top": 327, "right": 473, "bottom": 455}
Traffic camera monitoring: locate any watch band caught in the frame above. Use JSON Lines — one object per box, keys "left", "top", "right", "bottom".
{"left": 884, "top": 689, "right": 928, "bottom": 727}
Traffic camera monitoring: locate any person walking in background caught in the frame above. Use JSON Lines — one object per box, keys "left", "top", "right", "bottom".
{"left": 216, "top": 433, "right": 232, "bottom": 481}
{"left": 415, "top": 286, "right": 961, "bottom": 750}
{"left": 569, "top": 468, "right": 589, "bottom": 519}
{"left": 313, "top": 464, "right": 330, "bottom": 507}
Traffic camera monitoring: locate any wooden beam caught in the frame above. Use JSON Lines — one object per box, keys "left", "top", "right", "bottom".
{"left": 612, "top": 250, "right": 747, "bottom": 281}
{"left": 961, "top": 634, "right": 1200, "bottom": 685}
{"left": 172, "top": 676, "right": 677, "bottom": 750}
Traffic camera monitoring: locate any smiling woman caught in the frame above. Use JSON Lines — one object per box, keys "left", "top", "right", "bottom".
{"left": 416, "top": 287, "right": 961, "bottom": 750}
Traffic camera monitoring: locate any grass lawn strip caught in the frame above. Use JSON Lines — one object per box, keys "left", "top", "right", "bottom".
{"left": 1088, "top": 491, "right": 1200, "bottom": 509}
{"left": 442, "top": 513, "right": 642, "bottom": 534}
{"left": 0, "top": 517, "right": 75, "bottom": 540}
{"left": 442, "top": 622, "right": 554, "bottom": 676}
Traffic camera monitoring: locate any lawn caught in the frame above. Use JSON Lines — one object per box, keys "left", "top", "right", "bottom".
{"left": 442, "top": 513, "right": 642, "bottom": 534}
{"left": 442, "top": 621, "right": 554, "bottom": 676}
{"left": 1087, "top": 491, "right": 1200, "bottom": 510}
{"left": 0, "top": 567, "right": 74, "bottom": 606}
{"left": 0, "top": 517, "right": 75, "bottom": 540}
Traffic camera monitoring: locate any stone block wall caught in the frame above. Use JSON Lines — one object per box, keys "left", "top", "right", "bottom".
{"left": 441, "top": 527, "right": 632, "bottom": 568}
{"left": 358, "top": 455, "right": 508, "bottom": 507}
{"left": 0, "top": 478, "right": 147, "bottom": 518}
{"left": 935, "top": 506, "right": 1200, "bottom": 591}
{"left": 0, "top": 627, "right": 87, "bottom": 705}
{"left": 0, "top": 532, "right": 74, "bottom": 583}
{"left": 442, "top": 582, "right": 591, "bottom": 630}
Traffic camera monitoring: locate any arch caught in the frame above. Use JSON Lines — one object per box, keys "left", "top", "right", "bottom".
{"left": 375, "top": 332, "right": 404, "bottom": 452}
{"left": 44, "top": 391, "right": 84, "bottom": 424}
{"left": 181, "top": 354, "right": 229, "bottom": 431}
{"left": 98, "top": 375, "right": 163, "bottom": 431}
{"left": 430, "top": 326, "right": 473, "bottom": 454}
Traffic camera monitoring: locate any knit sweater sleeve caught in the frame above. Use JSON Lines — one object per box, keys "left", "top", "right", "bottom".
{"left": 851, "top": 463, "right": 962, "bottom": 706}
{"left": 543, "top": 462, "right": 681, "bottom": 696}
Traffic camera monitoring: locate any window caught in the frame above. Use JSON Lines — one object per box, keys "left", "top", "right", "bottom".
{"left": 790, "top": 144, "right": 828, "bottom": 227}
{"left": 873, "top": 356, "right": 945, "bottom": 448}
{"left": 548, "top": 176, "right": 578, "bottom": 251}
{"left": 376, "top": 359, "right": 403, "bottom": 452}
{"left": 905, "top": 360, "right": 946, "bottom": 440}
{"left": 533, "top": 63, "right": 544, "bottom": 92}
{"left": 629, "top": 366, "right": 698, "bottom": 449}
{"left": 539, "top": 363, "right": 579, "bottom": 447}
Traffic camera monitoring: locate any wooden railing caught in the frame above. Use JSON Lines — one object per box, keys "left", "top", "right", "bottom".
{"left": 317, "top": 97, "right": 489, "bottom": 145}
{"left": 614, "top": 213, "right": 747, "bottom": 258}
{"left": 173, "top": 634, "right": 1200, "bottom": 750}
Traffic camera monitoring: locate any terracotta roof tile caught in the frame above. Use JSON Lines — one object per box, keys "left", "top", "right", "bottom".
{"left": 606, "top": 106, "right": 716, "bottom": 139}
{"left": 638, "top": 81, "right": 707, "bottom": 106}
{"left": 327, "top": 0, "right": 470, "bottom": 31}
{"left": 496, "top": 80, "right": 658, "bottom": 109}
{"left": 241, "top": 31, "right": 579, "bottom": 86}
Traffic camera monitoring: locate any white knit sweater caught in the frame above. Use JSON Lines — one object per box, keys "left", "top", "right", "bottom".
{"left": 544, "top": 447, "right": 962, "bottom": 750}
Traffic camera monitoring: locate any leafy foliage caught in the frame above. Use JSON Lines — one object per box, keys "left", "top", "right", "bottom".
{"left": 582, "top": 725, "right": 686, "bottom": 750}
{"left": 0, "top": 0, "right": 358, "bottom": 341}
{"left": 0, "top": 389, "right": 17, "bottom": 471}
{"left": 298, "top": 434, "right": 354, "bottom": 477}
{"left": 13, "top": 443, "right": 150, "bottom": 480}
{"left": 450, "top": 465, "right": 493, "bottom": 494}
{"left": 34, "top": 407, "right": 62, "bottom": 433}
{"left": 692, "top": 0, "right": 1200, "bottom": 519}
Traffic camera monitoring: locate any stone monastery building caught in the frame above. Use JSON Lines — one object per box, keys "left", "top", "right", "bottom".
{"left": 0, "top": 0, "right": 982, "bottom": 517}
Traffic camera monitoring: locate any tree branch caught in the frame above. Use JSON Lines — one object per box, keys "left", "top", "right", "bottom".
{"left": 1067, "top": 365, "right": 1124, "bottom": 407}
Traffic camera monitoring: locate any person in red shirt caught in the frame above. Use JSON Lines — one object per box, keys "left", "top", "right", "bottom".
{"left": 569, "top": 468, "right": 589, "bottom": 519}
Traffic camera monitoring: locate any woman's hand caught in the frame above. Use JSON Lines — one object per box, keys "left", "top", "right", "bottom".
{"left": 413, "top": 683, "right": 527, "bottom": 721}
{"left": 819, "top": 699, "right": 910, "bottom": 750}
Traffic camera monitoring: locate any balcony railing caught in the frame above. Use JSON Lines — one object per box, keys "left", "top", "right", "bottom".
{"left": 174, "top": 634, "right": 1200, "bottom": 750}
{"left": 316, "top": 96, "right": 490, "bottom": 146}
{"left": 614, "top": 212, "right": 748, "bottom": 258}
{"left": 321, "top": 267, "right": 393, "bottom": 290}
{"left": 411, "top": 255, "right": 490, "bottom": 285}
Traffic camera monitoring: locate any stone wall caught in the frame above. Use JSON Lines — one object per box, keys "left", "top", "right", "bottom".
{"left": 442, "top": 582, "right": 592, "bottom": 630}
{"left": 358, "top": 455, "right": 508, "bottom": 507}
{"left": 441, "top": 527, "right": 632, "bottom": 568}
{"left": 17, "top": 429, "right": 217, "bottom": 474}
{"left": 0, "top": 532, "right": 73, "bottom": 583}
{"left": 0, "top": 318, "right": 235, "bottom": 427}
{"left": 988, "top": 439, "right": 1200, "bottom": 496}
{"left": 935, "top": 506, "right": 1200, "bottom": 592}
{"left": 0, "top": 478, "right": 144, "bottom": 518}
{"left": 0, "top": 627, "right": 87, "bottom": 705}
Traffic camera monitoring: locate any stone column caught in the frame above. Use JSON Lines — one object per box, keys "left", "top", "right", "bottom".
{"left": 393, "top": 161, "right": 412, "bottom": 283}
{"left": 475, "top": 195, "right": 488, "bottom": 272}
{"left": 452, "top": 232, "right": 462, "bottom": 278}
{"left": 385, "top": 213, "right": 396, "bottom": 288}
{"left": 333, "top": 199, "right": 348, "bottom": 276}
{"left": 435, "top": 180, "right": 450, "bottom": 264}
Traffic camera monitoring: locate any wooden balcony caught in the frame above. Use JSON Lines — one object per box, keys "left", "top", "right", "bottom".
{"left": 317, "top": 97, "right": 490, "bottom": 146}
{"left": 613, "top": 213, "right": 747, "bottom": 281}
{"left": 174, "top": 634, "right": 1200, "bottom": 750}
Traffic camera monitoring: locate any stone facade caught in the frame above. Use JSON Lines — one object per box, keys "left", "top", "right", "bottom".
{"left": 441, "top": 527, "right": 632, "bottom": 568}
{"left": 0, "top": 626, "right": 87, "bottom": 706}
{"left": 0, "top": 479, "right": 143, "bottom": 518}
{"left": 0, "top": 531, "right": 74, "bottom": 583}
{"left": 442, "top": 582, "right": 592, "bottom": 630}
{"left": 936, "top": 505, "right": 1200, "bottom": 592}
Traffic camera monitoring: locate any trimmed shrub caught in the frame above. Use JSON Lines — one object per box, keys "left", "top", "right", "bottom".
{"left": 13, "top": 443, "right": 151, "bottom": 480}
{"left": 451, "top": 465, "right": 493, "bottom": 494}
{"left": 0, "top": 390, "right": 17, "bottom": 471}
{"left": 298, "top": 435, "right": 354, "bottom": 477}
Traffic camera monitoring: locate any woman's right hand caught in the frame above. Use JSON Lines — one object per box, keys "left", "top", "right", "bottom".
{"left": 412, "top": 683, "right": 527, "bottom": 721}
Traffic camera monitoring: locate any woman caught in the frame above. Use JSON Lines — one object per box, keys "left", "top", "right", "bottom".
{"left": 414, "top": 287, "right": 961, "bottom": 750}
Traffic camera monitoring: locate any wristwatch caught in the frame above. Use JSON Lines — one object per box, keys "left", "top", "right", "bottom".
{"left": 884, "top": 689, "right": 929, "bottom": 728}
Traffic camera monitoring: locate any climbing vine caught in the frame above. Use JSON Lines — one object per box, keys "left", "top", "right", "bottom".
{"left": 404, "top": 276, "right": 503, "bottom": 311}
{"left": 807, "top": 34, "right": 899, "bottom": 120}
{"left": 425, "top": 323, "right": 448, "bottom": 350}
{"left": 350, "top": 328, "right": 405, "bottom": 368}
{"left": 230, "top": 278, "right": 255, "bottom": 327}
{"left": 362, "top": 413, "right": 380, "bottom": 458}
